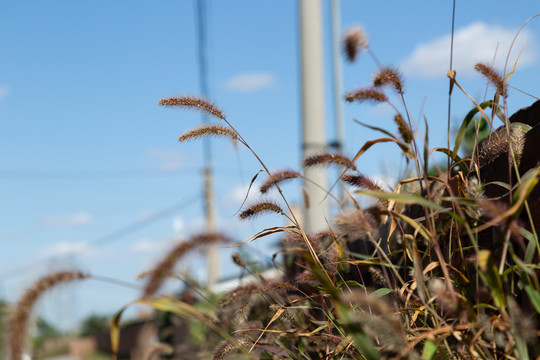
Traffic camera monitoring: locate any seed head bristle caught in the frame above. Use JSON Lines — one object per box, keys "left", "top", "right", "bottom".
{"left": 142, "top": 233, "right": 229, "bottom": 299}
{"left": 303, "top": 153, "right": 356, "bottom": 170}
{"left": 343, "top": 26, "right": 368, "bottom": 62}
{"left": 373, "top": 66, "right": 404, "bottom": 93}
{"left": 8, "top": 271, "right": 88, "bottom": 360}
{"left": 159, "top": 95, "right": 226, "bottom": 120}
{"left": 393, "top": 113, "right": 413, "bottom": 144}
{"left": 260, "top": 170, "right": 301, "bottom": 194}
{"left": 239, "top": 201, "right": 284, "bottom": 220}
{"left": 474, "top": 63, "right": 507, "bottom": 98}
{"left": 179, "top": 125, "right": 238, "bottom": 143}
{"left": 345, "top": 87, "right": 387, "bottom": 103}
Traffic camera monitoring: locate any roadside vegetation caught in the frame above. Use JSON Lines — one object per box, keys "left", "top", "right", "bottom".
{"left": 5, "top": 15, "right": 540, "bottom": 360}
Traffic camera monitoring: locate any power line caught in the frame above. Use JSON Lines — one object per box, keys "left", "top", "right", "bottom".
{"left": 0, "top": 167, "right": 241, "bottom": 180}
{"left": 0, "top": 196, "right": 200, "bottom": 279}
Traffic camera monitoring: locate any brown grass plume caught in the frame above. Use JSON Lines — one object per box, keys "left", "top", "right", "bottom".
{"left": 474, "top": 63, "right": 507, "bottom": 98}
{"left": 373, "top": 66, "right": 404, "bottom": 93}
{"left": 345, "top": 87, "right": 387, "bottom": 103}
{"left": 179, "top": 125, "right": 238, "bottom": 143}
{"left": 343, "top": 26, "right": 368, "bottom": 62}
{"left": 8, "top": 271, "right": 88, "bottom": 360}
{"left": 239, "top": 201, "right": 284, "bottom": 220}
{"left": 303, "top": 153, "right": 356, "bottom": 170}
{"left": 142, "top": 233, "right": 229, "bottom": 299}
{"left": 260, "top": 170, "right": 301, "bottom": 194}
{"left": 159, "top": 95, "right": 226, "bottom": 120}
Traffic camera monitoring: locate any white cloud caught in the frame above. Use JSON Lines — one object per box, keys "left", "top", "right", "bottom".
{"left": 224, "top": 72, "right": 275, "bottom": 92}
{"left": 401, "top": 22, "right": 536, "bottom": 78}
{"left": 0, "top": 85, "right": 9, "bottom": 99}
{"left": 224, "top": 183, "right": 279, "bottom": 208}
{"left": 39, "top": 212, "right": 92, "bottom": 227}
{"left": 145, "top": 149, "right": 185, "bottom": 171}
{"left": 39, "top": 241, "right": 98, "bottom": 259}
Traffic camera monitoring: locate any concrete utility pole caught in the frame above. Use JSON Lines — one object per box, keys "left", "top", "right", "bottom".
{"left": 196, "top": 0, "right": 219, "bottom": 290}
{"left": 299, "top": 0, "right": 328, "bottom": 233}
{"left": 330, "top": 0, "right": 344, "bottom": 154}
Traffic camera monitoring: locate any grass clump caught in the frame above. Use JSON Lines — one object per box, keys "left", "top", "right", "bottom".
{"left": 8, "top": 13, "right": 540, "bottom": 360}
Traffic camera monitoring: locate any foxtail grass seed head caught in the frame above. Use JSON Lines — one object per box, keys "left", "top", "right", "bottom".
{"left": 179, "top": 125, "right": 238, "bottom": 143}
{"left": 159, "top": 95, "right": 226, "bottom": 120}
{"left": 294, "top": 270, "right": 319, "bottom": 285}
{"left": 239, "top": 201, "right": 284, "bottom": 220}
{"left": 479, "top": 126, "right": 525, "bottom": 167}
{"left": 232, "top": 252, "right": 247, "bottom": 268}
{"left": 393, "top": 113, "right": 413, "bottom": 144}
{"left": 341, "top": 173, "right": 382, "bottom": 191}
{"left": 8, "top": 271, "right": 88, "bottom": 360}
{"left": 142, "top": 233, "right": 229, "bottom": 299}
{"left": 474, "top": 63, "right": 507, "bottom": 98}
{"left": 303, "top": 153, "right": 356, "bottom": 170}
{"left": 213, "top": 337, "right": 252, "bottom": 360}
{"left": 373, "top": 66, "right": 404, "bottom": 93}
{"left": 345, "top": 87, "right": 387, "bottom": 104}
{"left": 429, "top": 278, "right": 459, "bottom": 313}
{"left": 343, "top": 26, "right": 368, "bottom": 62}
{"left": 334, "top": 210, "right": 374, "bottom": 239}
{"left": 301, "top": 187, "right": 310, "bottom": 209}
{"left": 284, "top": 231, "right": 324, "bottom": 254}
{"left": 260, "top": 170, "right": 301, "bottom": 194}
{"left": 218, "top": 284, "right": 259, "bottom": 308}
{"left": 234, "top": 300, "right": 254, "bottom": 325}
{"left": 368, "top": 266, "right": 386, "bottom": 287}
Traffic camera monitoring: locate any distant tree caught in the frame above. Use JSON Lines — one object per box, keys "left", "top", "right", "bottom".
{"left": 79, "top": 314, "right": 110, "bottom": 337}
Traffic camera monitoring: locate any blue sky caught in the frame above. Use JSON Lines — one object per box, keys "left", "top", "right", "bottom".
{"left": 1, "top": 1, "right": 539, "bottom": 330}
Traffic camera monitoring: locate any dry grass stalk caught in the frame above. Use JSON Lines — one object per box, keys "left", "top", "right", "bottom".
{"left": 345, "top": 87, "right": 388, "bottom": 103}
{"left": 373, "top": 66, "right": 404, "bottom": 93}
{"left": 142, "top": 233, "right": 229, "bottom": 299}
{"left": 343, "top": 26, "right": 368, "bottom": 62}
{"left": 474, "top": 63, "right": 507, "bottom": 98}
{"left": 8, "top": 271, "right": 88, "bottom": 360}
{"left": 303, "top": 153, "right": 356, "bottom": 170}
{"left": 239, "top": 201, "right": 284, "bottom": 220}
{"left": 159, "top": 95, "right": 226, "bottom": 120}
{"left": 179, "top": 125, "right": 238, "bottom": 143}
{"left": 393, "top": 113, "right": 413, "bottom": 144}
{"left": 260, "top": 170, "right": 301, "bottom": 194}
